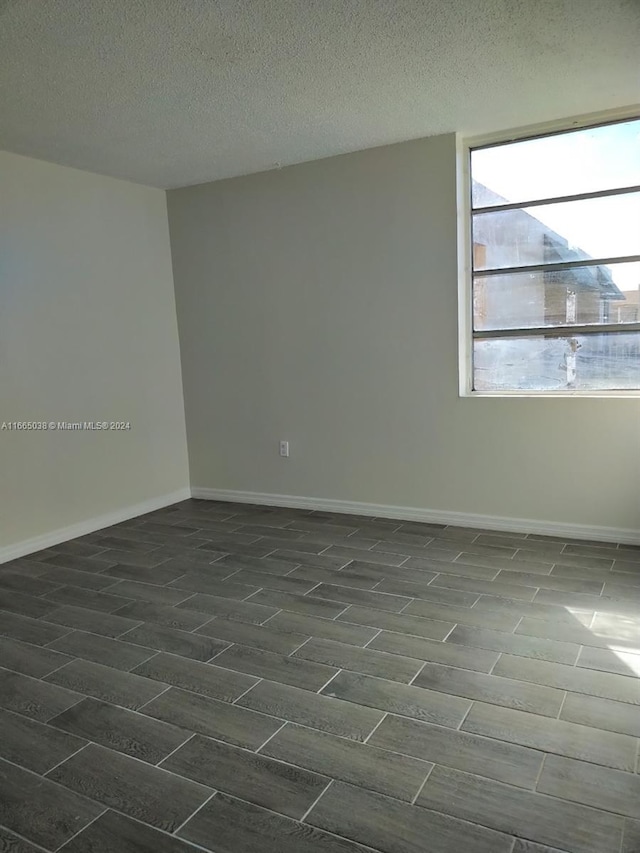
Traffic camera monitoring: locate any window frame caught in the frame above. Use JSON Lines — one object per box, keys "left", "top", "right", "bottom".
{"left": 457, "top": 107, "right": 640, "bottom": 398}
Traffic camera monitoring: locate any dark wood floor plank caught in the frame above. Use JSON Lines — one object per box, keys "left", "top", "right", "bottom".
{"left": 472, "top": 594, "right": 594, "bottom": 624}
{"left": 495, "top": 569, "right": 604, "bottom": 595}
{"left": 289, "top": 565, "right": 382, "bottom": 590}
{"left": 47, "top": 629, "right": 155, "bottom": 671}
{"left": 98, "top": 549, "right": 178, "bottom": 569}
{"left": 0, "top": 588, "right": 61, "bottom": 619}
{"left": 0, "top": 826, "right": 44, "bottom": 853}
{"left": 195, "top": 616, "right": 309, "bottom": 655}
{"left": 0, "top": 668, "right": 81, "bottom": 721}
{"left": 266, "top": 550, "right": 353, "bottom": 571}
{"left": 197, "top": 540, "right": 277, "bottom": 559}
{"left": 43, "top": 554, "right": 118, "bottom": 573}
{"left": 413, "top": 662, "right": 564, "bottom": 716}
{"left": 103, "top": 580, "right": 194, "bottom": 606}
{"left": 476, "top": 533, "right": 562, "bottom": 553}
{"left": 493, "top": 655, "right": 640, "bottom": 705}
{"left": 458, "top": 553, "right": 555, "bottom": 574}
{"left": 576, "top": 644, "right": 640, "bottom": 677}
{"left": 62, "top": 809, "right": 199, "bottom": 853}
{"left": 286, "top": 520, "right": 359, "bottom": 538}
{"left": 337, "top": 606, "right": 454, "bottom": 641}
{"left": 216, "top": 553, "right": 311, "bottom": 576}
{"left": 213, "top": 644, "right": 338, "bottom": 690}
{"left": 623, "top": 818, "right": 640, "bottom": 853}
{"left": 1, "top": 611, "right": 72, "bottom": 646}
{"left": 321, "top": 670, "right": 471, "bottom": 728}
{"left": 118, "top": 601, "right": 220, "bottom": 631}
{"left": 132, "top": 651, "right": 258, "bottom": 702}
{"left": 418, "top": 765, "right": 623, "bottom": 853}
{"left": 347, "top": 559, "right": 439, "bottom": 583}
{"left": 0, "top": 558, "right": 52, "bottom": 578}
{"left": 236, "top": 524, "right": 309, "bottom": 540}
{"left": 168, "top": 573, "right": 259, "bottom": 599}
{"left": 230, "top": 569, "right": 320, "bottom": 594}
{"left": 98, "top": 561, "right": 191, "bottom": 585}
{"left": 0, "top": 636, "right": 72, "bottom": 678}
{"left": 179, "top": 792, "right": 374, "bottom": 853}
{"left": 537, "top": 754, "right": 640, "bottom": 818}
{"left": 534, "top": 588, "right": 640, "bottom": 615}
{"left": 247, "top": 588, "right": 349, "bottom": 619}
{"left": 306, "top": 583, "right": 411, "bottom": 613}
{"left": 237, "top": 679, "right": 384, "bottom": 741}
{"left": 175, "top": 592, "right": 279, "bottom": 624}
{"left": 44, "top": 604, "right": 142, "bottom": 638}
{"left": 372, "top": 576, "right": 478, "bottom": 607}
{"left": 404, "top": 598, "right": 520, "bottom": 631}
{"left": 430, "top": 574, "right": 538, "bottom": 600}
{"left": 446, "top": 624, "right": 580, "bottom": 665}
{"left": 511, "top": 841, "right": 572, "bottom": 853}
{"left": 550, "top": 553, "right": 614, "bottom": 570}
{"left": 45, "top": 659, "right": 167, "bottom": 710}
{"left": 38, "top": 566, "right": 118, "bottom": 591}
{"left": 293, "top": 637, "right": 423, "bottom": 683}
{"left": 306, "top": 780, "right": 513, "bottom": 853}
{"left": 262, "top": 722, "right": 432, "bottom": 801}
{"left": 368, "top": 630, "right": 500, "bottom": 673}
{"left": 0, "top": 707, "right": 86, "bottom": 773}
{"left": 142, "top": 686, "right": 281, "bottom": 749}
{"left": 461, "top": 702, "right": 636, "bottom": 770}
{"left": 50, "top": 697, "right": 191, "bottom": 763}
{"left": 590, "top": 612, "right": 640, "bottom": 644}
{"left": 266, "top": 610, "right": 378, "bottom": 646}
{"left": 162, "top": 735, "right": 328, "bottom": 819}
{"left": 119, "top": 622, "right": 228, "bottom": 661}
{"left": 0, "top": 572, "right": 62, "bottom": 597}
{"left": 0, "top": 756, "right": 103, "bottom": 849}
{"left": 368, "top": 713, "right": 543, "bottom": 789}
{"left": 405, "top": 557, "right": 499, "bottom": 580}
{"left": 49, "top": 743, "right": 211, "bottom": 832}
{"left": 42, "top": 585, "right": 133, "bottom": 613}
{"left": 515, "top": 615, "right": 612, "bottom": 648}
{"left": 323, "top": 544, "right": 407, "bottom": 566}
{"left": 560, "top": 691, "right": 640, "bottom": 737}
{"left": 93, "top": 533, "right": 164, "bottom": 551}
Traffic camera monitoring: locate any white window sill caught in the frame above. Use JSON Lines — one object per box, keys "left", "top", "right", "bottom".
{"left": 460, "top": 389, "right": 640, "bottom": 399}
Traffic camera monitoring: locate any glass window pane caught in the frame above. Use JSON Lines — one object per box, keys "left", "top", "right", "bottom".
{"left": 473, "top": 332, "right": 640, "bottom": 391}
{"left": 472, "top": 193, "right": 640, "bottom": 272}
{"left": 471, "top": 118, "right": 640, "bottom": 208}
{"left": 473, "top": 263, "right": 640, "bottom": 331}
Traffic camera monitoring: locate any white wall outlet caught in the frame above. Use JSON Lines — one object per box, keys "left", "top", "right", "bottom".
{"left": 279, "top": 440, "right": 290, "bottom": 457}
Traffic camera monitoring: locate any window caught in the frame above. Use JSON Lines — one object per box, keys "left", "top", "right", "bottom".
{"left": 465, "top": 116, "right": 640, "bottom": 393}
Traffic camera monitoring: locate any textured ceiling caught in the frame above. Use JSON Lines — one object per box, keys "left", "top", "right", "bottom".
{"left": 1, "top": 0, "right": 638, "bottom": 188}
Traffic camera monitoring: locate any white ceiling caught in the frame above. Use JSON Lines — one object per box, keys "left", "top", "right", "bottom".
{"left": 1, "top": 0, "right": 638, "bottom": 189}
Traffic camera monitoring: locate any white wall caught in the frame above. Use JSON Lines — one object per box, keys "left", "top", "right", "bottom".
{"left": 168, "top": 134, "right": 640, "bottom": 536}
{"left": 1, "top": 151, "right": 189, "bottom": 554}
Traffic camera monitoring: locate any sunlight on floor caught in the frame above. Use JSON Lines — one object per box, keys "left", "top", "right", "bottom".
{"left": 566, "top": 607, "right": 640, "bottom": 677}
{"left": 607, "top": 647, "right": 640, "bottom": 677}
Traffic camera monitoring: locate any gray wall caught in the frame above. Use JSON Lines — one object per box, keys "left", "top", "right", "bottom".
{"left": 167, "top": 133, "right": 639, "bottom": 533}
{"left": 1, "top": 151, "right": 189, "bottom": 550}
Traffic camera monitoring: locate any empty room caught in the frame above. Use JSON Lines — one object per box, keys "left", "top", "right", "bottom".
{"left": 1, "top": 1, "right": 640, "bottom": 852}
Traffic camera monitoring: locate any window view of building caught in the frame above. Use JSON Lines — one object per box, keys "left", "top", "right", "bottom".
{"left": 469, "top": 118, "right": 640, "bottom": 392}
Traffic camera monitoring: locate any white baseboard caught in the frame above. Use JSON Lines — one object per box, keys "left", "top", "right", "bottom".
{"left": 0, "top": 487, "right": 191, "bottom": 565}
{"left": 4, "top": 483, "right": 637, "bottom": 564}
{"left": 191, "top": 487, "right": 640, "bottom": 545}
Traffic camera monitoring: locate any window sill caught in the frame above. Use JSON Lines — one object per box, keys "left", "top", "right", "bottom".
{"left": 460, "top": 389, "right": 640, "bottom": 399}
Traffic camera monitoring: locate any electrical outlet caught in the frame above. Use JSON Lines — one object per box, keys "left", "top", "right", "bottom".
{"left": 279, "top": 440, "right": 290, "bottom": 457}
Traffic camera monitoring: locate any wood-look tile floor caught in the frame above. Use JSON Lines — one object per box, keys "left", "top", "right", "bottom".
{"left": 1, "top": 499, "right": 639, "bottom": 853}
